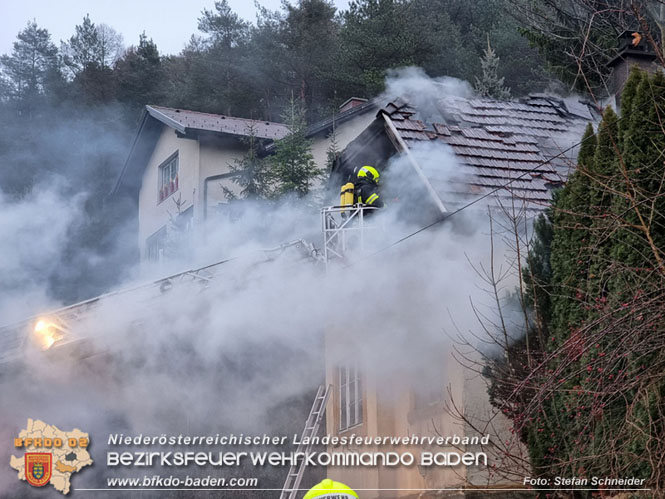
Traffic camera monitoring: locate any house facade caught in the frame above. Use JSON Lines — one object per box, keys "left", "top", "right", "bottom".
{"left": 113, "top": 99, "right": 377, "bottom": 264}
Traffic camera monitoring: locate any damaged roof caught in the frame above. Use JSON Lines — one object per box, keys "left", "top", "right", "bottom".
{"left": 382, "top": 94, "right": 596, "bottom": 211}
{"left": 147, "top": 105, "right": 290, "bottom": 140}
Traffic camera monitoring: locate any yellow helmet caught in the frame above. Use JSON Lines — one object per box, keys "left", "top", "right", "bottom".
{"left": 357, "top": 165, "right": 380, "bottom": 184}
{"left": 303, "top": 479, "right": 358, "bottom": 499}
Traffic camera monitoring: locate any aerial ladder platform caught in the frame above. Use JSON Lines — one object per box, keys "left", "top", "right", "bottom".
{"left": 321, "top": 204, "right": 380, "bottom": 268}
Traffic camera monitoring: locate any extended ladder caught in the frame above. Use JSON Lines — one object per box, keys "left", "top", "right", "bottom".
{"left": 280, "top": 384, "right": 331, "bottom": 499}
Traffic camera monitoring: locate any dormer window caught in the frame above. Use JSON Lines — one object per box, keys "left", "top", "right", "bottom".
{"left": 159, "top": 152, "right": 179, "bottom": 203}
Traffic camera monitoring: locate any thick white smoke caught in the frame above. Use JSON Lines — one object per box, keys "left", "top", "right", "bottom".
{"left": 0, "top": 69, "right": 534, "bottom": 496}
{"left": 0, "top": 188, "right": 84, "bottom": 324}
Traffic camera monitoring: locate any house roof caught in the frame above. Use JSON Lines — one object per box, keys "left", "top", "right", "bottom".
{"left": 381, "top": 94, "right": 597, "bottom": 211}
{"left": 146, "top": 105, "right": 290, "bottom": 140}
{"left": 113, "top": 106, "right": 292, "bottom": 196}
{"left": 114, "top": 101, "right": 380, "bottom": 197}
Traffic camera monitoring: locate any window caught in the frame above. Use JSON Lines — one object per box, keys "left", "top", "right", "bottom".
{"left": 145, "top": 226, "right": 167, "bottom": 263}
{"left": 339, "top": 363, "right": 362, "bottom": 431}
{"left": 159, "top": 153, "right": 179, "bottom": 202}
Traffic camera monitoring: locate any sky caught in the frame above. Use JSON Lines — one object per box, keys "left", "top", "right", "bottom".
{"left": 1, "top": 0, "right": 351, "bottom": 57}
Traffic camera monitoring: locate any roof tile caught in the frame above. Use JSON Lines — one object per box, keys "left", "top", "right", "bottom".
{"left": 382, "top": 93, "right": 593, "bottom": 211}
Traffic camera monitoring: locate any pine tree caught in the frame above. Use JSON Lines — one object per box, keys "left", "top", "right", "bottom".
{"left": 61, "top": 16, "right": 123, "bottom": 77}
{"left": 474, "top": 35, "right": 510, "bottom": 100}
{"left": 0, "top": 21, "right": 59, "bottom": 103}
{"left": 62, "top": 14, "right": 102, "bottom": 76}
{"left": 198, "top": 0, "right": 249, "bottom": 48}
{"left": 225, "top": 123, "right": 274, "bottom": 199}
{"left": 115, "top": 33, "right": 164, "bottom": 109}
{"left": 271, "top": 97, "right": 321, "bottom": 197}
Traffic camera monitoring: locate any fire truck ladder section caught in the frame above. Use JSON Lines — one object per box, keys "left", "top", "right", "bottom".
{"left": 0, "top": 240, "right": 322, "bottom": 367}
{"left": 279, "top": 384, "right": 331, "bottom": 499}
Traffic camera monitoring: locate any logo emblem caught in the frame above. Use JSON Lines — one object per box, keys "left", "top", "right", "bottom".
{"left": 25, "top": 453, "right": 52, "bottom": 487}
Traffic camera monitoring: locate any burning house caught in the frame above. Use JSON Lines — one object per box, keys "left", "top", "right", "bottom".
{"left": 321, "top": 91, "right": 599, "bottom": 495}
{"left": 1, "top": 85, "right": 601, "bottom": 498}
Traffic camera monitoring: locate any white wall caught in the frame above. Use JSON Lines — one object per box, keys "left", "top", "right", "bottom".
{"left": 138, "top": 126, "right": 200, "bottom": 258}
{"left": 197, "top": 135, "right": 246, "bottom": 222}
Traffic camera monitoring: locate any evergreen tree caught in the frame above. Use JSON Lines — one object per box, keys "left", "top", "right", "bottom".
{"left": 271, "top": 97, "right": 320, "bottom": 197}
{"left": 338, "top": 0, "right": 433, "bottom": 96}
{"left": 225, "top": 123, "right": 274, "bottom": 199}
{"left": 474, "top": 36, "right": 510, "bottom": 100}
{"left": 586, "top": 108, "right": 618, "bottom": 300}
{"left": 199, "top": 0, "right": 250, "bottom": 48}
{"left": 115, "top": 33, "right": 164, "bottom": 110}
{"left": 62, "top": 15, "right": 121, "bottom": 103}
{"left": 0, "top": 21, "right": 60, "bottom": 104}
{"left": 521, "top": 122, "right": 597, "bottom": 478}
{"left": 549, "top": 122, "right": 596, "bottom": 336}
{"left": 62, "top": 14, "right": 102, "bottom": 76}
{"left": 279, "top": 0, "right": 339, "bottom": 119}
{"left": 612, "top": 71, "right": 665, "bottom": 286}
{"left": 250, "top": 0, "right": 340, "bottom": 121}
{"left": 503, "top": 69, "right": 665, "bottom": 485}
{"left": 179, "top": 0, "right": 256, "bottom": 116}
{"left": 618, "top": 65, "right": 644, "bottom": 148}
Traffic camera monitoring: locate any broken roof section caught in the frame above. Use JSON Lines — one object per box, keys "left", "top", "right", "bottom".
{"left": 382, "top": 93, "right": 597, "bottom": 212}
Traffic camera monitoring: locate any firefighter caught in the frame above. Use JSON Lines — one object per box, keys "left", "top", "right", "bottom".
{"left": 303, "top": 479, "right": 358, "bottom": 499}
{"left": 354, "top": 165, "right": 384, "bottom": 209}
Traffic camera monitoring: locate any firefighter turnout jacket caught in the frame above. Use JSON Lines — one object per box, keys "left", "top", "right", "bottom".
{"left": 355, "top": 177, "right": 383, "bottom": 207}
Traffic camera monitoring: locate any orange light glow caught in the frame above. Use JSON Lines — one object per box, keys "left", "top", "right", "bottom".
{"left": 33, "top": 319, "right": 64, "bottom": 350}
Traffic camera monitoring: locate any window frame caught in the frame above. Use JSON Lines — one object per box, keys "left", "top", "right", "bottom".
{"left": 338, "top": 362, "right": 363, "bottom": 432}
{"left": 158, "top": 151, "right": 179, "bottom": 204}
{"left": 145, "top": 226, "right": 167, "bottom": 263}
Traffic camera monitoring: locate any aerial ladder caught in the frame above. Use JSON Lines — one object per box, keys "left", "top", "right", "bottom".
{"left": 0, "top": 239, "right": 323, "bottom": 368}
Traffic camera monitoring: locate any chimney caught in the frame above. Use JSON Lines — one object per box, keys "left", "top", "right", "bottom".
{"left": 607, "top": 31, "right": 659, "bottom": 106}
{"left": 339, "top": 97, "right": 368, "bottom": 113}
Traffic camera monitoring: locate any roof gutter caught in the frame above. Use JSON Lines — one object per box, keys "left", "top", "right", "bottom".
{"left": 146, "top": 105, "right": 187, "bottom": 134}
{"left": 380, "top": 111, "right": 448, "bottom": 215}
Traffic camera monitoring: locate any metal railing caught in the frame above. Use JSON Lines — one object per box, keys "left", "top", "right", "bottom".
{"left": 321, "top": 204, "right": 381, "bottom": 265}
